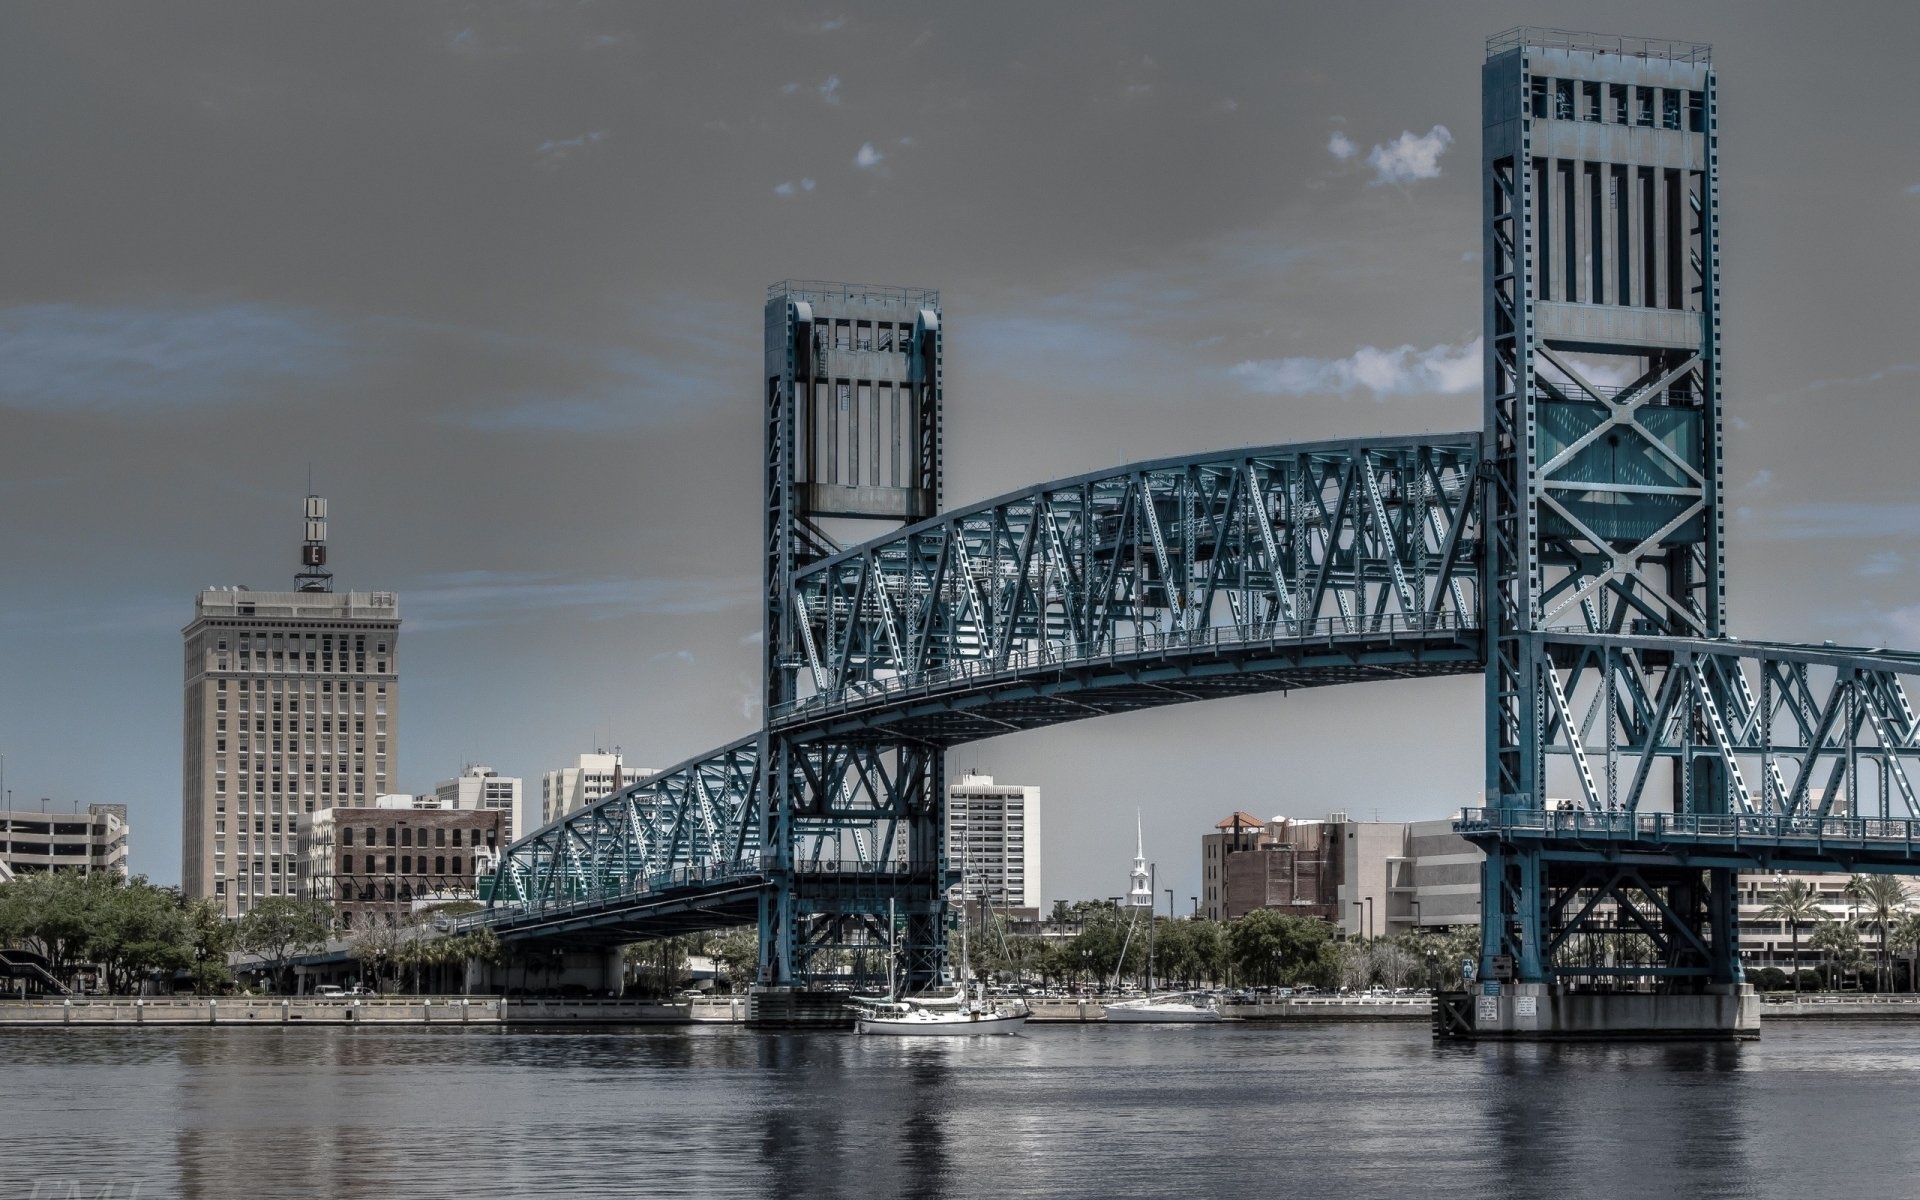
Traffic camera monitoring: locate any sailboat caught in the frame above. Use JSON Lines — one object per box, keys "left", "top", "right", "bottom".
{"left": 853, "top": 880, "right": 1028, "bottom": 1035}
{"left": 1105, "top": 991, "right": 1225, "bottom": 1023}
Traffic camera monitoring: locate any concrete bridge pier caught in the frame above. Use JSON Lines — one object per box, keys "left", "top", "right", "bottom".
{"left": 1438, "top": 983, "right": 1760, "bottom": 1041}
{"left": 745, "top": 986, "right": 856, "bottom": 1028}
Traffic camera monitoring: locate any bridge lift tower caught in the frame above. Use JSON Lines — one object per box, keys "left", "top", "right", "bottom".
{"left": 761, "top": 281, "right": 949, "bottom": 997}
{"left": 1477, "top": 30, "right": 1736, "bottom": 1003}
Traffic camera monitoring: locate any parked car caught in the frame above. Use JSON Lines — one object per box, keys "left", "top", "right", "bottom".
{"left": 312, "top": 984, "right": 345, "bottom": 998}
{"left": 343, "top": 985, "right": 375, "bottom": 997}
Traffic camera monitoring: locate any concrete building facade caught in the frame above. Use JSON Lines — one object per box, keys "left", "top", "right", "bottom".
{"left": 300, "top": 801, "right": 501, "bottom": 930}
{"left": 1200, "top": 811, "right": 1483, "bottom": 936}
{"left": 0, "top": 804, "right": 130, "bottom": 879}
{"left": 539, "top": 751, "right": 653, "bottom": 826}
{"left": 433, "top": 765, "right": 524, "bottom": 844}
{"left": 182, "top": 579, "right": 400, "bottom": 917}
{"left": 945, "top": 773, "right": 1041, "bottom": 911}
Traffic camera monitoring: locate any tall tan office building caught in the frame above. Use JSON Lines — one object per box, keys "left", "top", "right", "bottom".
{"left": 181, "top": 497, "right": 400, "bottom": 916}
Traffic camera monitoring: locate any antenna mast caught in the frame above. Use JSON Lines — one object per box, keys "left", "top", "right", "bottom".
{"left": 295, "top": 493, "right": 333, "bottom": 593}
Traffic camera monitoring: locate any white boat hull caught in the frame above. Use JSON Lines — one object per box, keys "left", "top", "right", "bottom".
{"left": 857, "top": 1011, "right": 1029, "bottom": 1036}
{"left": 1104, "top": 1004, "right": 1225, "bottom": 1024}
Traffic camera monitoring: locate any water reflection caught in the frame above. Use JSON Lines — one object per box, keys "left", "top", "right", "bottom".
{"left": 1, "top": 1024, "right": 1918, "bottom": 1198}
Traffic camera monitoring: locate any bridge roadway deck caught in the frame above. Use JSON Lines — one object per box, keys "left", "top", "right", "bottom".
{"left": 771, "top": 616, "right": 1485, "bottom": 745}
{"left": 473, "top": 864, "right": 949, "bottom": 947}
{"left": 1456, "top": 808, "right": 1920, "bottom": 874}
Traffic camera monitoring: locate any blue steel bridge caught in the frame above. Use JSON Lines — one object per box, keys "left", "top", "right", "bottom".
{"left": 479, "top": 29, "right": 1920, "bottom": 1019}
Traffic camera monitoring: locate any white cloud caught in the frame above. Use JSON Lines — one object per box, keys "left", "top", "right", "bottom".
{"left": 782, "top": 82, "right": 801, "bottom": 94}
{"left": 801, "top": 177, "right": 815, "bottom": 191}
{"left": 1862, "top": 551, "right": 1905, "bottom": 577}
{"left": 1906, "top": 183, "right": 1920, "bottom": 195}
{"left": 854, "top": 142, "right": 883, "bottom": 169}
{"left": 819, "top": 74, "right": 841, "bottom": 105}
{"left": 535, "top": 130, "right": 608, "bottom": 164}
{"left": 773, "top": 181, "right": 795, "bottom": 196}
{"left": 1230, "top": 337, "right": 1482, "bottom": 397}
{"left": 1366, "top": 125, "right": 1453, "bottom": 185}
{"left": 773, "top": 179, "right": 817, "bottom": 197}
{"left": 1327, "top": 131, "right": 1357, "bottom": 161}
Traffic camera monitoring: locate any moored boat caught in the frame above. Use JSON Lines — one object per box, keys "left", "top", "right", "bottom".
{"left": 1103, "top": 991, "right": 1225, "bottom": 1023}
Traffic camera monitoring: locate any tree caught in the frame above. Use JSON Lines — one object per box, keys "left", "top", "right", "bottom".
{"left": 1891, "top": 912, "right": 1920, "bottom": 994}
{"left": 1227, "top": 910, "right": 1335, "bottom": 988}
{"left": 1810, "top": 917, "right": 1863, "bottom": 991}
{"left": 708, "top": 927, "right": 759, "bottom": 990}
{"left": 0, "top": 870, "right": 116, "bottom": 986}
{"left": 1847, "top": 875, "right": 1908, "bottom": 991}
{"left": 1761, "top": 880, "right": 1826, "bottom": 994}
{"left": 184, "top": 898, "right": 234, "bottom": 995}
{"left": 236, "top": 897, "right": 334, "bottom": 993}
{"left": 350, "top": 919, "right": 400, "bottom": 992}
{"left": 625, "top": 936, "right": 693, "bottom": 998}
{"left": 91, "top": 879, "right": 190, "bottom": 994}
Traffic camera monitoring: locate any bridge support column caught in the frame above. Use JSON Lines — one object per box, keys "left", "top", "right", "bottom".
{"left": 1480, "top": 843, "right": 1544, "bottom": 983}
{"left": 1708, "top": 867, "right": 1744, "bottom": 986}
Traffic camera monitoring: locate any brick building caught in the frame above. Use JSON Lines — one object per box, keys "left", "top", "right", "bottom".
{"left": 299, "top": 802, "right": 501, "bottom": 930}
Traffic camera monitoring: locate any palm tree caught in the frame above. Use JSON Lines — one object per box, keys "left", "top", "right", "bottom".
{"left": 1760, "top": 880, "right": 1825, "bottom": 993}
{"left": 1891, "top": 912, "right": 1920, "bottom": 994}
{"left": 1848, "top": 875, "right": 1909, "bottom": 991}
{"left": 1811, "top": 917, "right": 1864, "bottom": 991}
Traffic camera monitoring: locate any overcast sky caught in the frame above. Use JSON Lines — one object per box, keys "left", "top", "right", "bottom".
{"left": 4, "top": 2, "right": 1920, "bottom": 907}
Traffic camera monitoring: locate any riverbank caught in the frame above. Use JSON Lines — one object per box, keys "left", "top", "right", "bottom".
{"left": 1761, "top": 995, "right": 1920, "bottom": 1020}
{"left": 1026, "top": 997, "right": 1430, "bottom": 1022}
{"left": 0, "top": 996, "right": 748, "bottom": 1026}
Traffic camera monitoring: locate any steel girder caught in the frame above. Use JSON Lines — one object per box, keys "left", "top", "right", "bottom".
{"left": 483, "top": 736, "right": 762, "bottom": 935}
{"left": 773, "top": 435, "right": 1485, "bottom": 740}
{"left": 1466, "top": 632, "right": 1920, "bottom": 982}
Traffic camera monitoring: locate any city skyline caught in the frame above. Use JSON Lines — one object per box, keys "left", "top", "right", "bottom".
{"left": 6, "top": 2, "right": 1920, "bottom": 909}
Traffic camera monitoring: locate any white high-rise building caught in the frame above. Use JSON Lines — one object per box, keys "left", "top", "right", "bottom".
{"left": 945, "top": 773, "right": 1041, "bottom": 912}
{"left": 540, "top": 751, "right": 656, "bottom": 826}
{"left": 433, "top": 765, "right": 525, "bottom": 844}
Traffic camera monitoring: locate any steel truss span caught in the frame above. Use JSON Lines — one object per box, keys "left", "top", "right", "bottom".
{"left": 1466, "top": 632, "right": 1920, "bottom": 984}
{"left": 776, "top": 435, "right": 1485, "bottom": 743}
{"left": 480, "top": 436, "right": 1488, "bottom": 949}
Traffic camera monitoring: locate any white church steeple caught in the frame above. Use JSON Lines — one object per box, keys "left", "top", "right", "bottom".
{"left": 1127, "top": 811, "right": 1153, "bottom": 909}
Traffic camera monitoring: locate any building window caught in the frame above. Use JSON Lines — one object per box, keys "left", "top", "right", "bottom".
{"left": 452, "top": 856, "right": 462, "bottom": 875}
{"left": 435, "top": 855, "right": 446, "bottom": 874}
{"left": 385, "top": 855, "right": 395, "bottom": 873}
{"left": 401, "top": 855, "right": 411, "bottom": 873}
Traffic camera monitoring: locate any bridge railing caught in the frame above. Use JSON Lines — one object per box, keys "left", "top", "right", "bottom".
{"left": 1457, "top": 806, "right": 1920, "bottom": 847}
{"left": 773, "top": 610, "right": 1474, "bottom": 723}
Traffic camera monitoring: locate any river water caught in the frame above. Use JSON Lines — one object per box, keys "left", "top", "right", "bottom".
{"left": 2, "top": 1021, "right": 1913, "bottom": 1199}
